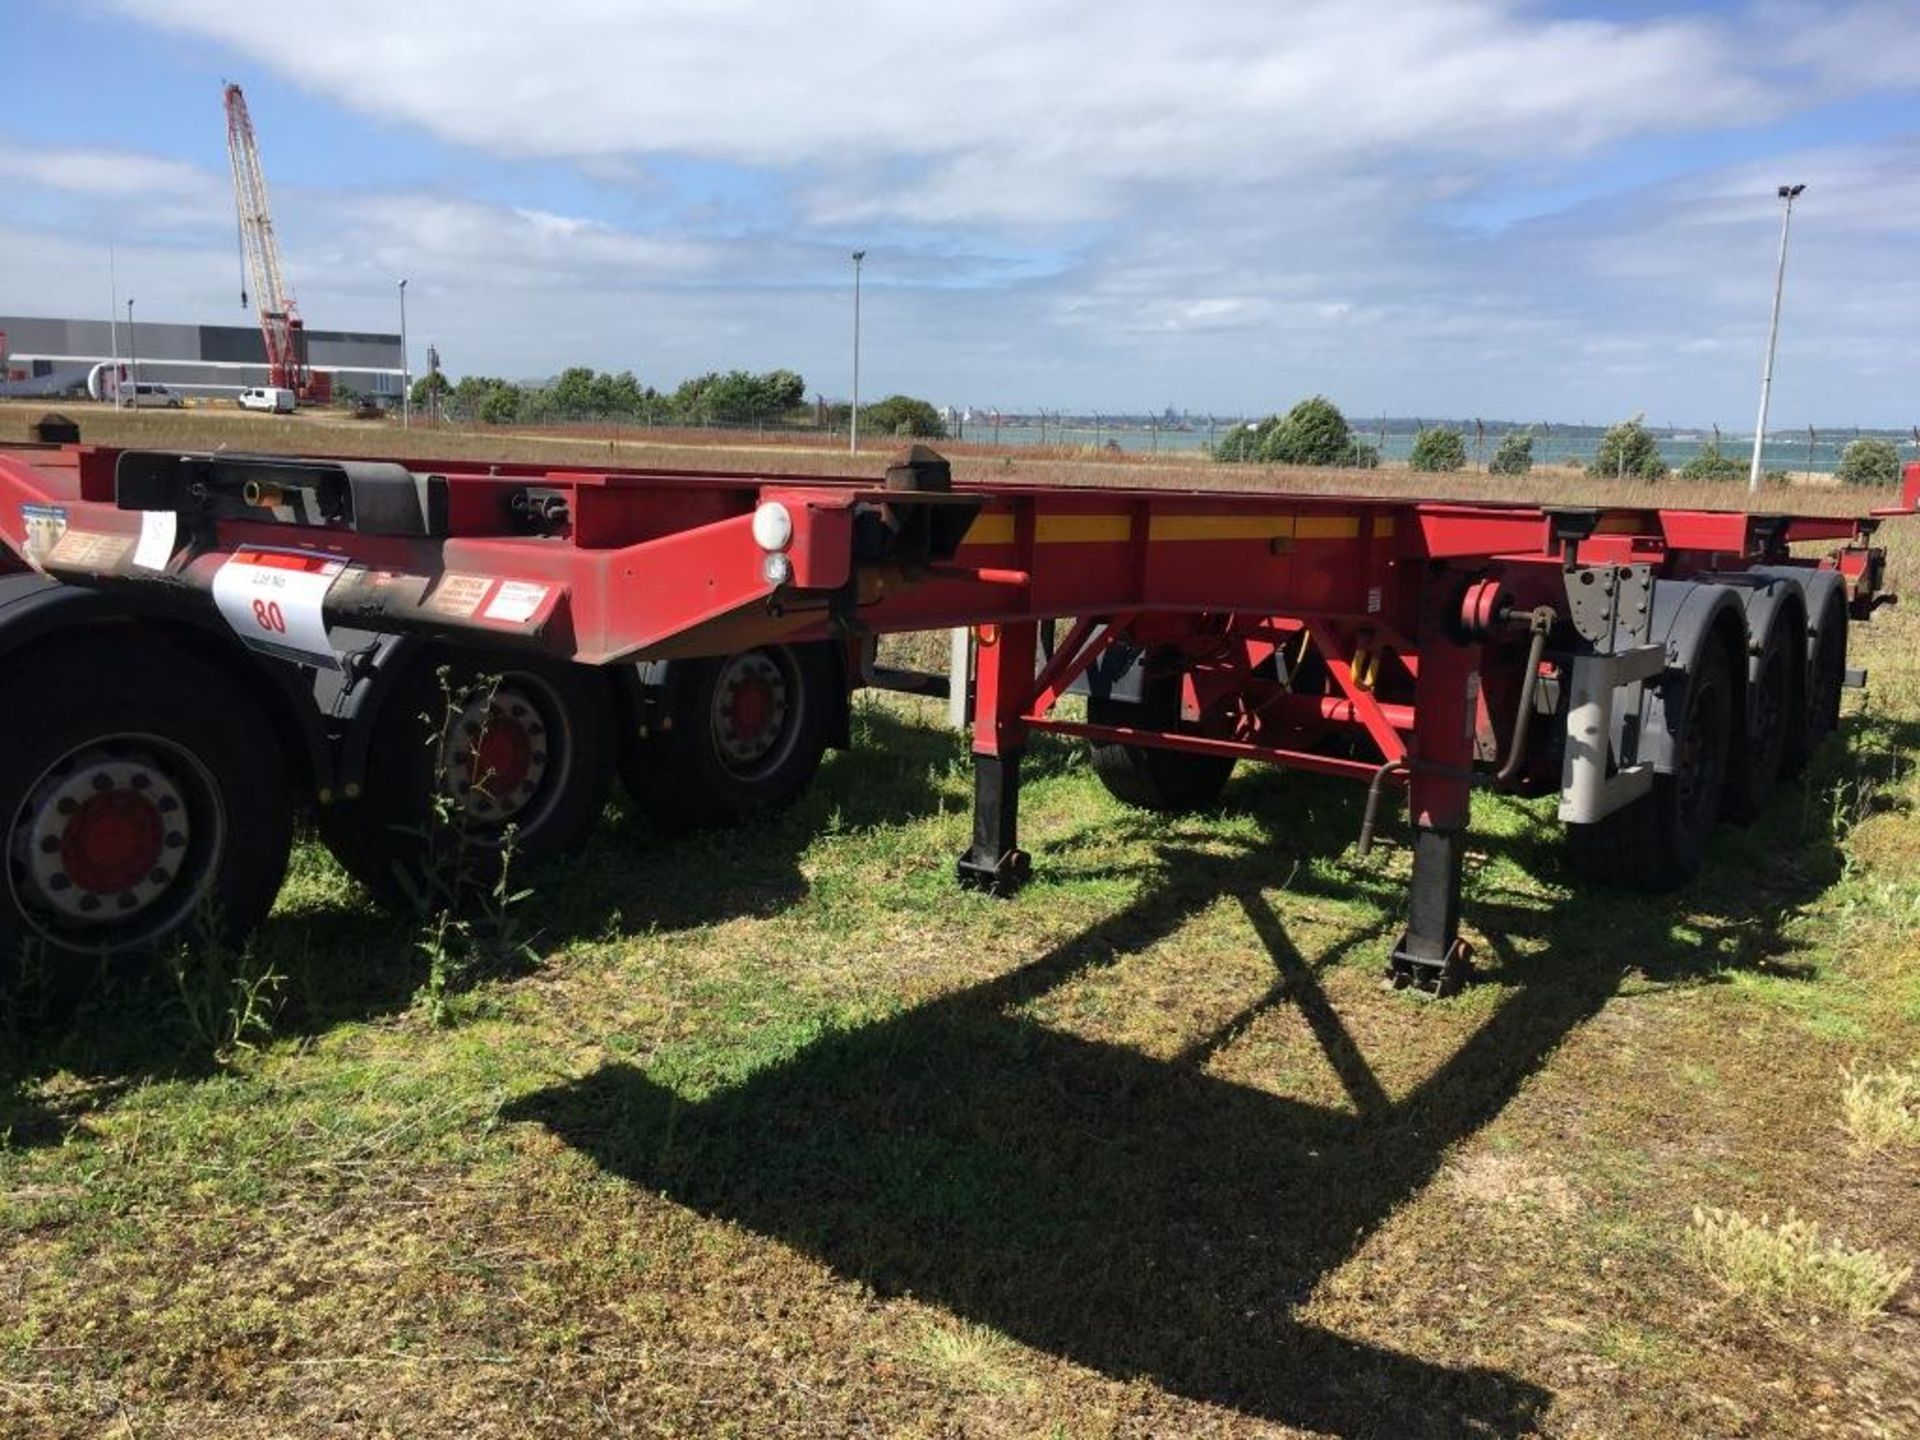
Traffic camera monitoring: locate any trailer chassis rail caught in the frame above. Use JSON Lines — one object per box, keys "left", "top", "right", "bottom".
{"left": 0, "top": 437, "right": 1910, "bottom": 994}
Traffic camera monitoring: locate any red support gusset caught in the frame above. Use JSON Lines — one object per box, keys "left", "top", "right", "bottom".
{"left": 1304, "top": 619, "right": 1409, "bottom": 764}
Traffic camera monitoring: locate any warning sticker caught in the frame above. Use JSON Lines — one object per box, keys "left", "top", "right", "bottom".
{"left": 46, "top": 528, "right": 132, "bottom": 573}
{"left": 19, "top": 504, "right": 67, "bottom": 569}
{"left": 424, "top": 572, "right": 493, "bottom": 619}
{"left": 212, "top": 548, "right": 345, "bottom": 671}
{"left": 483, "top": 581, "right": 550, "bottom": 624}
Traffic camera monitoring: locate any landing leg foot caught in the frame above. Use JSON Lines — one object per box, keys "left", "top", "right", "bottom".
{"left": 1387, "top": 934, "right": 1474, "bottom": 997}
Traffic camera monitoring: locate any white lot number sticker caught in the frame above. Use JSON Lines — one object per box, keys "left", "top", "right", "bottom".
{"left": 212, "top": 548, "right": 345, "bottom": 671}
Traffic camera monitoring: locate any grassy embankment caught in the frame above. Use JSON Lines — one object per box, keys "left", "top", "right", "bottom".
{"left": 2, "top": 407, "right": 1917, "bottom": 1437}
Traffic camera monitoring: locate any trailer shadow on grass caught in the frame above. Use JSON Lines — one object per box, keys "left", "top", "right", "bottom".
{"left": 504, "top": 715, "right": 1904, "bottom": 1438}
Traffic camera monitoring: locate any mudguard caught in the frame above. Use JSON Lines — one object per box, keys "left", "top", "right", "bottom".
{"left": 1712, "top": 571, "right": 1809, "bottom": 711}
{"left": 1624, "top": 579, "right": 1751, "bottom": 776}
{"left": 1753, "top": 563, "right": 1847, "bottom": 667}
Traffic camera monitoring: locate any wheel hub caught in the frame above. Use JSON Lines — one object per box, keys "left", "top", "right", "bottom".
{"left": 441, "top": 683, "right": 549, "bottom": 823}
{"left": 13, "top": 751, "right": 188, "bottom": 923}
{"left": 712, "top": 652, "right": 790, "bottom": 768}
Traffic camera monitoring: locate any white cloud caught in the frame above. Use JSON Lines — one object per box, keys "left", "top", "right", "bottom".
{"left": 118, "top": 0, "right": 1771, "bottom": 227}
{"left": 0, "top": 142, "right": 221, "bottom": 201}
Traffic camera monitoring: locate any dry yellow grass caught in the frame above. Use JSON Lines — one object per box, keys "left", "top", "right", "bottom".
{"left": 1842, "top": 1064, "right": 1920, "bottom": 1151}
{"left": 1687, "top": 1205, "right": 1912, "bottom": 1323}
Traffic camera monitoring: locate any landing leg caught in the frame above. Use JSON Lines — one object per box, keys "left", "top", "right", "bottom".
{"left": 956, "top": 751, "right": 1030, "bottom": 895}
{"left": 1389, "top": 824, "right": 1471, "bottom": 995}
{"left": 955, "top": 619, "right": 1038, "bottom": 898}
{"left": 1391, "top": 610, "right": 1483, "bottom": 995}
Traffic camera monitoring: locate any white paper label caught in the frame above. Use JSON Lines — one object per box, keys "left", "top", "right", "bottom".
{"left": 483, "top": 580, "right": 549, "bottom": 624}
{"left": 212, "top": 548, "right": 344, "bottom": 671}
{"left": 133, "top": 510, "right": 177, "bottom": 571}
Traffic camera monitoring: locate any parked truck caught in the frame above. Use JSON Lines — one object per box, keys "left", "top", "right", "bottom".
{"left": 0, "top": 421, "right": 1910, "bottom": 1001}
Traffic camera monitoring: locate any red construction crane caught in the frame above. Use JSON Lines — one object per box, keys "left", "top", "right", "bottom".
{"left": 223, "top": 83, "right": 329, "bottom": 404}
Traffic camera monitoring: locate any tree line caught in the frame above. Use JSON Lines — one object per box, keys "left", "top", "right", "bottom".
{"left": 409, "top": 365, "right": 947, "bottom": 437}
{"left": 1212, "top": 396, "right": 1907, "bottom": 486}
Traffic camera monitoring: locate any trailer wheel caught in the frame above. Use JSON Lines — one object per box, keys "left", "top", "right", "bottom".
{"left": 1086, "top": 692, "right": 1236, "bottom": 813}
{"left": 1566, "top": 639, "right": 1733, "bottom": 891}
{"left": 1, "top": 644, "right": 291, "bottom": 992}
{"left": 619, "top": 645, "right": 830, "bottom": 829}
{"left": 319, "top": 652, "right": 614, "bottom": 908}
{"left": 1724, "top": 621, "right": 1797, "bottom": 824}
{"left": 1784, "top": 601, "right": 1847, "bottom": 775}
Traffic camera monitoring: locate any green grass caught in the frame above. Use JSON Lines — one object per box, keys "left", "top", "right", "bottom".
{"left": 2, "top": 421, "right": 1918, "bottom": 1435}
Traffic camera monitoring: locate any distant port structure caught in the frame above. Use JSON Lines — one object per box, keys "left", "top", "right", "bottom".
{"left": 0, "top": 315, "right": 403, "bottom": 402}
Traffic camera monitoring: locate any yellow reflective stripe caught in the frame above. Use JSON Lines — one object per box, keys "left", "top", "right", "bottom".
{"left": 1372, "top": 516, "right": 1395, "bottom": 538}
{"left": 1036, "top": 514, "right": 1132, "bottom": 543}
{"left": 958, "top": 513, "right": 1015, "bottom": 546}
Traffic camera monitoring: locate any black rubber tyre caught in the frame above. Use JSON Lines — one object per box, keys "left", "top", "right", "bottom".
{"left": 318, "top": 650, "right": 615, "bottom": 909}
{"left": 619, "top": 644, "right": 831, "bottom": 830}
{"left": 1783, "top": 600, "right": 1847, "bottom": 776}
{"left": 1724, "top": 619, "right": 1798, "bottom": 824}
{"left": 1, "top": 642, "right": 292, "bottom": 997}
{"left": 1566, "top": 638, "right": 1734, "bottom": 891}
{"left": 1086, "top": 690, "right": 1235, "bottom": 814}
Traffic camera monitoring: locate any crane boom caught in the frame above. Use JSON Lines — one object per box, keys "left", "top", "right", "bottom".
{"left": 223, "top": 83, "right": 324, "bottom": 400}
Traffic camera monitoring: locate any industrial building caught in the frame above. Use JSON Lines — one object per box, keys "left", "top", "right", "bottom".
{"left": 0, "top": 315, "right": 404, "bottom": 401}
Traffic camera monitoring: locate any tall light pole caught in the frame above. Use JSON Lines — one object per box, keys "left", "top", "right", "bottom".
{"left": 126, "top": 298, "right": 137, "bottom": 406}
{"left": 109, "top": 244, "right": 122, "bottom": 409}
{"left": 1748, "top": 183, "right": 1805, "bottom": 494}
{"left": 849, "top": 249, "right": 866, "bottom": 454}
{"left": 398, "top": 278, "right": 411, "bottom": 428}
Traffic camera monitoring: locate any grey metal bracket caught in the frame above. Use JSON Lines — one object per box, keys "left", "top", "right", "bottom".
{"left": 1558, "top": 643, "right": 1667, "bottom": 824}
{"left": 1564, "top": 562, "right": 1653, "bottom": 651}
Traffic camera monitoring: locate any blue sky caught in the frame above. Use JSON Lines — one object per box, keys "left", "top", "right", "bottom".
{"left": 2, "top": 0, "right": 1917, "bottom": 424}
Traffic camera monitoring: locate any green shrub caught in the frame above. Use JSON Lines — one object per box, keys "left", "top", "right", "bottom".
{"left": 1409, "top": 427, "right": 1467, "bottom": 473}
{"left": 1589, "top": 417, "right": 1668, "bottom": 482}
{"left": 477, "top": 384, "right": 521, "bottom": 426}
{"left": 1213, "top": 417, "right": 1280, "bottom": 462}
{"left": 1488, "top": 431, "right": 1535, "bottom": 475}
{"left": 1213, "top": 399, "right": 1379, "bottom": 467}
{"left": 861, "top": 394, "right": 946, "bottom": 438}
{"left": 1263, "top": 396, "right": 1357, "bottom": 466}
{"left": 1837, "top": 437, "right": 1901, "bottom": 488}
{"left": 1680, "top": 441, "right": 1746, "bottom": 482}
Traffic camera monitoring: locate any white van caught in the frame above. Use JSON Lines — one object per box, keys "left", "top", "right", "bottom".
{"left": 238, "top": 386, "right": 297, "bottom": 414}
{"left": 126, "top": 382, "right": 184, "bottom": 409}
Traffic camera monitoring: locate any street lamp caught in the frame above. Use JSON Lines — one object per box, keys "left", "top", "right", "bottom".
{"left": 1748, "top": 183, "right": 1806, "bottom": 493}
{"left": 126, "top": 298, "right": 136, "bottom": 406}
{"left": 398, "top": 278, "right": 410, "bottom": 428}
{"left": 850, "top": 250, "right": 866, "bottom": 454}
